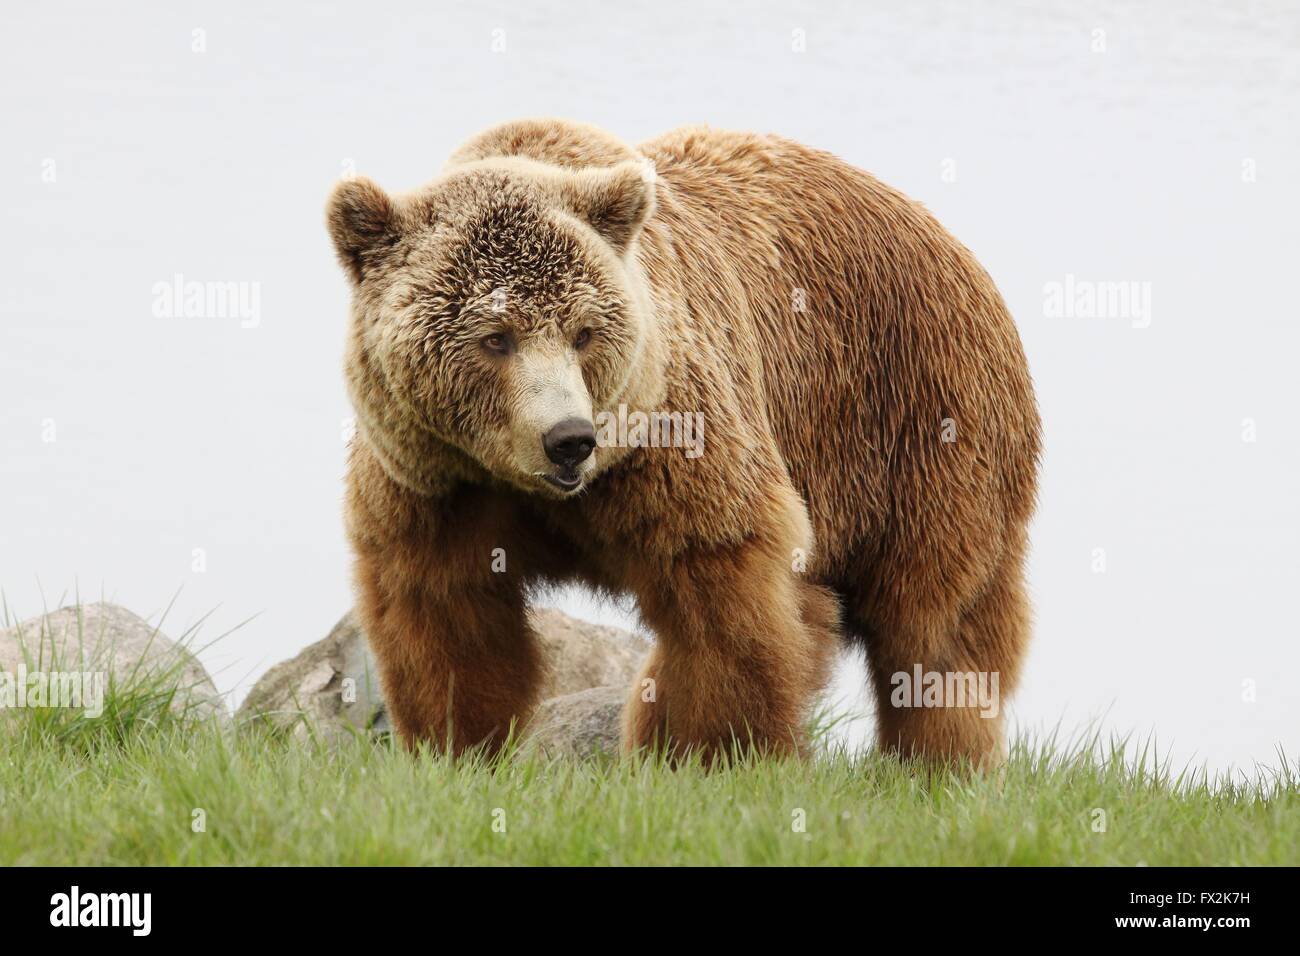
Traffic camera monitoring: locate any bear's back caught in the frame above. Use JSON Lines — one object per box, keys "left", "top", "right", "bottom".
{"left": 448, "top": 117, "right": 642, "bottom": 171}
{"left": 637, "top": 125, "right": 1041, "bottom": 579}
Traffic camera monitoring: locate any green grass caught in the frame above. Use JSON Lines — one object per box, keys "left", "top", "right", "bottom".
{"left": 1, "top": 693, "right": 1296, "bottom": 865}
{"left": 3, "top": 597, "right": 1296, "bottom": 866}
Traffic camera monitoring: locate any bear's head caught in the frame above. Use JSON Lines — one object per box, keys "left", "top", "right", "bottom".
{"left": 328, "top": 154, "right": 659, "bottom": 498}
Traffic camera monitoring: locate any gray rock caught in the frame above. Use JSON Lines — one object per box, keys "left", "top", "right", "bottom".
{"left": 0, "top": 602, "right": 227, "bottom": 721}
{"left": 532, "top": 607, "right": 650, "bottom": 700}
{"left": 523, "top": 685, "right": 626, "bottom": 759}
{"left": 236, "top": 610, "right": 385, "bottom": 741}
{"left": 236, "top": 607, "right": 649, "bottom": 743}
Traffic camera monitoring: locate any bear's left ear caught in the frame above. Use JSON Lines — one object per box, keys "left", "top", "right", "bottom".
{"left": 326, "top": 176, "right": 399, "bottom": 284}
{"left": 556, "top": 161, "right": 656, "bottom": 256}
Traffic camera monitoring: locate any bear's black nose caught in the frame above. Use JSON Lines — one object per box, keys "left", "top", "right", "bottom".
{"left": 543, "top": 418, "right": 596, "bottom": 467}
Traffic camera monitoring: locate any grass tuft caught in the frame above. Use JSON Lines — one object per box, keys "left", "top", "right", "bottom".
{"left": 1, "top": 595, "right": 225, "bottom": 757}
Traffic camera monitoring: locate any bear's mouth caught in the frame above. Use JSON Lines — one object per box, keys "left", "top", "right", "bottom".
{"left": 540, "top": 469, "right": 584, "bottom": 494}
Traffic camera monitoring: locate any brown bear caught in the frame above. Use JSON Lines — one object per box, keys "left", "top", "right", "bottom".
{"left": 327, "top": 119, "right": 1040, "bottom": 767}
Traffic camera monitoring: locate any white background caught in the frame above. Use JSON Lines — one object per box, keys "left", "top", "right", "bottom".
{"left": 3, "top": 1, "right": 1297, "bottom": 776}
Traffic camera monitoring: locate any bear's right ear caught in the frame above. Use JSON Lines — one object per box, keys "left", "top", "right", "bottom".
{"left": 326, "top": 177, "right": 398, "bottom": 284}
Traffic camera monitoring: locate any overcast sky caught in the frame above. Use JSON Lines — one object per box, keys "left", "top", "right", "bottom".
{"left": 3, "top": 0, "right": 1297, "bottom": 777}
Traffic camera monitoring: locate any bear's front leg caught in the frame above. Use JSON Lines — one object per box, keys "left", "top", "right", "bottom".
{"left": 347, "top": 460, "right": 543, "bottom": 756}
{"left": 622, "top": 535, "right": 840, "bottom": 764}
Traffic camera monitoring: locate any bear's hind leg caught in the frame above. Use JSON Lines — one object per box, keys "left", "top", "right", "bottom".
{"left": 864, "top": 549, "right": 1029, "bottom": 770}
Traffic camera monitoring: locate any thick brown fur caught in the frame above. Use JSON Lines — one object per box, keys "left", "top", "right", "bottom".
{"left": 329, "top": 119, "right": 1041, "bottom": 767}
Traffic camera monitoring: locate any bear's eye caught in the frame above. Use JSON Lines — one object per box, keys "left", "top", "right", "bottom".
{"left": 481, "top": 333, "right": 512, "bottom": 355}
{"left": 573, "top": 328, "right": 593, "bottom": 350}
